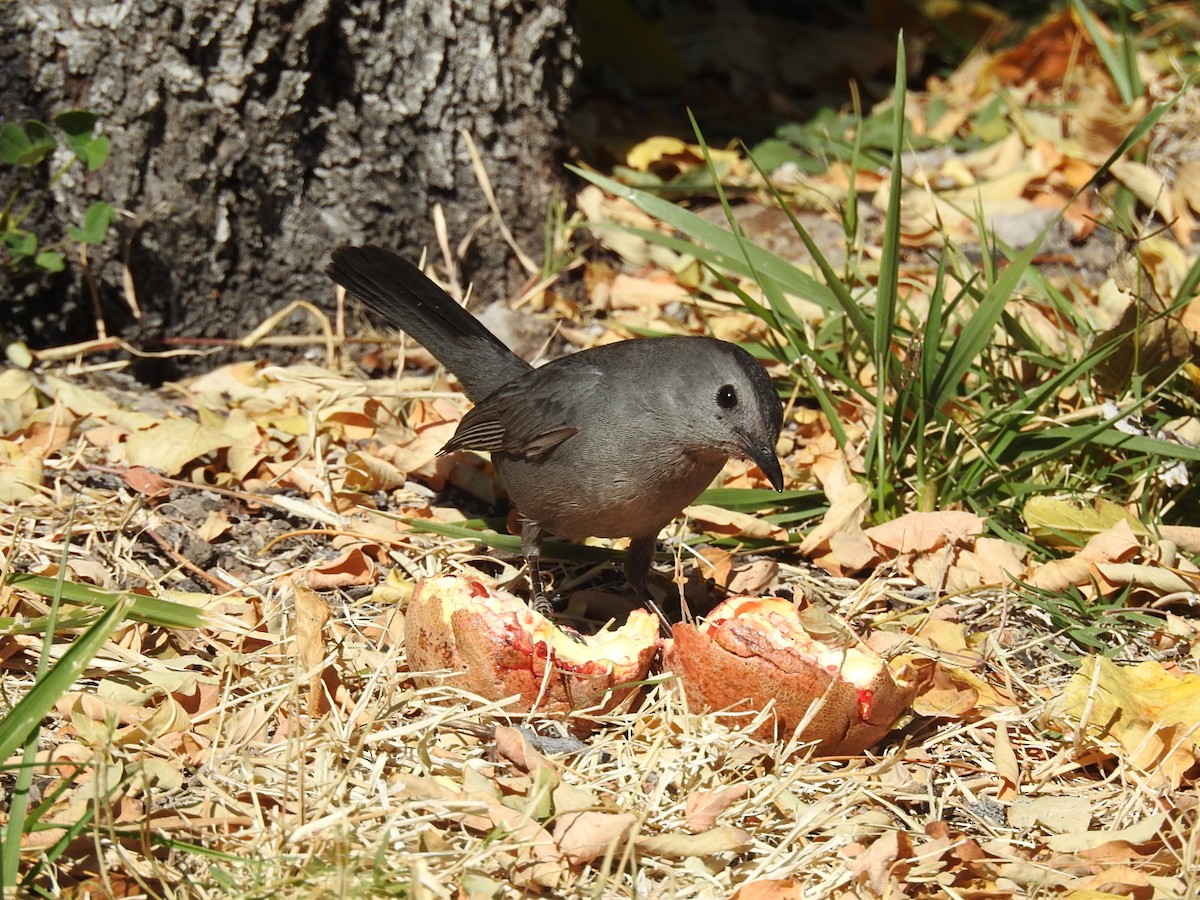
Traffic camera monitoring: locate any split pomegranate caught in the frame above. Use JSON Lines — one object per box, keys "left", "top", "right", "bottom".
{"left": 404, "top": 575, "right": 659, "bottom": 719}
{"left": 665, "top": 596, "right": 918, "bottom": 755}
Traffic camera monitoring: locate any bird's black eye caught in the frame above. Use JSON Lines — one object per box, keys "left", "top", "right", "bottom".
{"left": 716, "top": 384, "right": 738, "bottom": 409}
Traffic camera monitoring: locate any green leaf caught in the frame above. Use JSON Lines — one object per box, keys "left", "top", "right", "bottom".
{"left": 35, "top": 250, "right": 65, "bottom": 272}
{"left": 67, "top": 201, "right": 116, "bottom": 244}
{"left": 4, "top": 229, "right": 37, "bottom": 258}
{"left": 0, "top": 121, "right": 56, "bottom": 167}
{"left": 746, "top": 138, "right": 802, "bottom": 173}
{"left": 52, "top": 112, "right": 109, "bottom": 169}
{"left": 52, "top": 109, "right": 98, "bottom": 139}
{"left": 78, "top": 134, "right": 110, "bottom": 170}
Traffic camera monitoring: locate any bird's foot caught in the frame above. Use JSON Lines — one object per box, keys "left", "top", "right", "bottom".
{"left": 531, "top": 591, "right": 554, "bottom": 618}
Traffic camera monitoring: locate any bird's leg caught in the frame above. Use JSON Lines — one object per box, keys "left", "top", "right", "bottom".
{"left": 521, "top": 519, "right": 553, "bottom": 616}
{"left": 626, "top": 535, "right": 673, "bottom": 636}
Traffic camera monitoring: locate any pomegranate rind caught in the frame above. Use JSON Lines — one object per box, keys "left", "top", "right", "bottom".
{"left": 664, "top": 596, "right": 917, "bottom": 755}
{"left": 404, "top": 575, "right": 659, "bottom": 717}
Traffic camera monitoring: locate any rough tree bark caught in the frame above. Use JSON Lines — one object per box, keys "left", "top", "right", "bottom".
{"left": 1, "top": 0, "right": 576, "bottom": 373}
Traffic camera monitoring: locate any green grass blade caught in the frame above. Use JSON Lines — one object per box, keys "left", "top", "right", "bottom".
{"left": 6, "top": 573, "right": 214, "bottom": 629}
{"left": 0, "top": 594, "right": 131, "bottom": 764}
{"left": 570, "top": 167, "right": 839, "bottom": 311}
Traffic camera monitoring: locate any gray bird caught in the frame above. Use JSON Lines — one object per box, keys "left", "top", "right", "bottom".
{"left": 328, "top": 245, "right": 784, "bottom": 627}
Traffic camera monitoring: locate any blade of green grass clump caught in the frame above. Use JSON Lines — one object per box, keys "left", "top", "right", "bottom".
{"left": 1071, "top": 0, "right": 1142, "bottom": 105}
{"left": 1176, "top": 244, "right": 1200, "bottom": 304}
{"left": 571, "top": 57, "right": 1196, "bottom": 550}
{"left": 681, "top": 110, "right": 801, "bottom": 374}
{"left": 873, "top": 33, "right": 906, "bottom": 394}
{"left": 910, "top": 251, "right": 950, "bottom": 510}
{"left": 0, "top": 596, "right": 130, "bottom": 764}
{"left": 868, "top": 35, "right": 909, "bottom": 514}
{"left": 1, "top": 524, "right": 72, "bottom": 890}
{"left": 569, "top": 166, "right": 840, "bottom": 313}
{"left": 5, "top": 573, "right": 216, "bottom": 629}
{"left": 693, "top": 487, "right": 822, "bottom": 512}
{"left": 684, "top": 110, "right": 869, "bottom": 472}
{"left": 927, "top": 238, "right": 1042, "bottom": 416}
{"left": 737, "top": 118, "right": 875, "bottom": 454}
{"left": 741, "top": 149, "right": 872, "bottom": 353}
{"left": 0, "top": 531, "right": 131, "bottom": 894}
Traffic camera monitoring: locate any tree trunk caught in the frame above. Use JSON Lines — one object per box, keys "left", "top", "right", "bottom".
{"left": 1, "top": 0, "right": 576, "bottom": 374}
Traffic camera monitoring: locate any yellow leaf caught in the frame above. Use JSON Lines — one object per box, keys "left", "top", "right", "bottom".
{"left": 625, "top": 135, "right": 741, "bottom": 174}
{"left": 1023, "top": 496, "right": 1147, "bottom": 548}
{"left": 0, "top": 455, "right": 45, "bottom": 503}
{"left": 1046, "top": 656, "right": 1200, "bottom": 789}
{"left": 124, "top": 419, "right": 236, "bottom": 475}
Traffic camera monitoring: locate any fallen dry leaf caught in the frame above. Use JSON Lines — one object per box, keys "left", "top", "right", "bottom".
{"left": 494, "top": 725, "right": 557, "bottom": 776}
{"left": 685, "top": 783, "right": 750, "bottom": 833}
{"left": 729, "top": 879, "right": 805, "bottom": 900}
{"left": 293, "top": 583, "right": 331, "bottom": 715}
{"left": 685, "top": 504, "right": 789, "bottom": 541}
{"left": 1045, "top": 657, "right": 1200, "bottom": 789}
{"left": 123, "top": 418, "right": 236, "bottom": 476}
{"left": 1008, "top": 795, "right": 1092, "bottom": 834}
{"left": 553, "top": 810, "right": 638, "bottom": 866}
{"left": 303, "top": 546, "right": 377, "bottom": 590}
{"left": 865, "top": 511, "right": 986, "bottom": 554}
{"left": 843, "top": 829, "right": 914, "bottom": 896}
{"left": 636, "top": 825, "right": 753, "bottom": 859}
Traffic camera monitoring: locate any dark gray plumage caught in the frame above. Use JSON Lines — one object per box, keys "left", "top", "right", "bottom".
{"left": 328, "top": 245, "right": 784, "bottom": 627}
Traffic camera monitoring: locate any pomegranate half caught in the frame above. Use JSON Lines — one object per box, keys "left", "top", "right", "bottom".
{"left": 404, "top": 575, "right": 659, "bottom": 718}
{"left": 665, "top": 596, "right": 918, "bottom": 755}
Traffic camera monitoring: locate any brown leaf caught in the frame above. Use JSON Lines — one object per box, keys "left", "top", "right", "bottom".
{"left": 552, "top": 811, "right": 637, "bottom": 866}
{"left": 726, "top": 559, "right": 779, "bottom": 596}
{"left": 993, "top": 723, "right": 1018, "bottom": 801}
{"left": 1008, "top": 795, "right": 1092, "bottom": 834}
{"left": 992, "top": 11, "right": 1103, "bottom": 91}
{"left": 1160, "top": 525, "right": 1200, "bottom": 555}
{"left": 197, "top": 509, "right": 232, "bottom": 542}
{"left": 293, "top": 583, "right": 331, "bottom": 715}
{"left": 304, "top": 546, "right": 376, "bottom": 590}
{"left": 684, "top": 783, "right": 750, "bottom": 833}
{"left": 636, "top": 825, "right": 752, "bottom": 859}
{"left": 908, "top": 661, "right": 1015, "bottom": 718}
{"left": 843, "top": 830, "right": 914, "bottom": 895}
{"left": 865, "top": 511, "right": 985, "bottom": 554}
{"left": 494, "top": 726, "right": 557, "bottom": 776}
{"left": 685, "top": 504, "right": 788, "bottom": 541}
{"left": 729, "top": 879, "right": 805, "bottom": 900}
{"left": 343, "top": 450, "right": 406, "bottom": 492}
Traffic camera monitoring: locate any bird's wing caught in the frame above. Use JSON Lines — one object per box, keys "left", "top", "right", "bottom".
{"left": 441, "top": 362, "right": 602, "bottom": 458}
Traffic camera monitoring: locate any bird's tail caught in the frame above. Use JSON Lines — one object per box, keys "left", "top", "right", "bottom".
{"left": 327, "top": 245, "right": 531, "bottom": 400}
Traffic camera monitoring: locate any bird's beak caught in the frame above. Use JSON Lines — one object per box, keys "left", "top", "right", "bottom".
{"left": 740, "top": 434, "right": 785, "bottom": 492}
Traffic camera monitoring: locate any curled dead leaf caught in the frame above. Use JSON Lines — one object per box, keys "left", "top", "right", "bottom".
{"left": 553, "top": 810, "right": 638, "bottom": 866}
{"left": 635, "top": 825, "right": 752, "bottom": 859}
{"left": 685, "top": 783, "right": 750, "bottom": 833}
